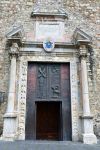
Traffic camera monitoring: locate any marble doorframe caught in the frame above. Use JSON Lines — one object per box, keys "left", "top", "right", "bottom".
{"left": 17, "top": 53, "right": 79, "bottom": 141}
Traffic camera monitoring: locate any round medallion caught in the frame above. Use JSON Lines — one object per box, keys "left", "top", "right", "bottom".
{"left": 43, "top": 39, "right": 55, "bottom": 53}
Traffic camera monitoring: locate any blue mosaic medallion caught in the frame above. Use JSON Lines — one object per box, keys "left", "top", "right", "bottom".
{"left": 43, "top": 39, "right": 55, "bottom": 52}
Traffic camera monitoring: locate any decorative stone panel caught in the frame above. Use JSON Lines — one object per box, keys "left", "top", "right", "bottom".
{"left": 17, "top": 60, "right": 27, "bottom": 140}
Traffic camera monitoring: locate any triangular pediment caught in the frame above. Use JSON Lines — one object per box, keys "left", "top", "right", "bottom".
{"left": 73, "top": 28, "right": 92, "bottom": 44}
{"left": 31, "top": 2, "right": 68, "bottom": 19}
{"left": 6, "top": 25, "right": 24, "bottom": 39}
{"left": 6, "top": 25, "right": 24, "bottom": 47}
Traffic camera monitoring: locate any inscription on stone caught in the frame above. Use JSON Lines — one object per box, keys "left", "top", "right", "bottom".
{"left": 36, "top": 22, "right": 64, "bottom": 40}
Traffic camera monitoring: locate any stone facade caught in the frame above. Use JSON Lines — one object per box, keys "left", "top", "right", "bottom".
{"left": 0, "top": 0, "right": 100, "bottom": 141}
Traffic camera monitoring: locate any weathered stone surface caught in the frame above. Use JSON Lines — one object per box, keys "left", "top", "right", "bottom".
{"left": 0, "top": 141, "right": 100, "bottom": 150}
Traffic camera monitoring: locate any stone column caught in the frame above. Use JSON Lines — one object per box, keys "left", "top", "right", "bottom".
{"left": 79, "top": 45, "right": 97, "bottom": 144}
{"left": 3, "top": 43, "right": 19, "bottom": 140}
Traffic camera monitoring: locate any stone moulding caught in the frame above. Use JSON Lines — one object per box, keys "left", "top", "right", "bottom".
{"left": 22, "top": 41, "right": 77, "bottom": 50}
{"left": 31, "top": 12, "right": 68, "bottom": 19}
{"left": 79, "top": 115, "right": 93, "bottom": 119}
{"left": 17, "top": 56, "right": 79, "bottom": 141}
{"left": 31, "top": 1, "right": 68, "bottom": 19}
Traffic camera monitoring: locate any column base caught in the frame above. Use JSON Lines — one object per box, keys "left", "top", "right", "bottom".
{"left": 80, "top": 115, "right": 97, "bottom": 144}
{"left": 81, "top": 133, "right": 97, "bottom": 144}
{"left": 2, "top": 134, "right": 17, "bottom": 141}
{"left": 2, "top": 112, "right": 17, "bottom": 141}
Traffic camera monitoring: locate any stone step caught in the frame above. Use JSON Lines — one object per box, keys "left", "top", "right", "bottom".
{"left": 0, "top": 141, "right": 100, "bottom": 150}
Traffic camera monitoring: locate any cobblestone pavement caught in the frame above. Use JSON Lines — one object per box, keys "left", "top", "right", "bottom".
{"left": 0, "top": 141, "right": 100, "bottom": 150}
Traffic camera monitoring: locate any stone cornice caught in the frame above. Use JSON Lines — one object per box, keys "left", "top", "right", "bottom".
{"left": 76, "top": 40, "right": 91, "bottom": 45}
{"left": 22, "top": 41, "right": 76, "bottom": 48}
{"left": 31, "top": 12, "right": 68, "bottom": 19}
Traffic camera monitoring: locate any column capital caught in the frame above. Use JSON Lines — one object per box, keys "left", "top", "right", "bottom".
{"left": 9, "top": 43, "right": 19, "bottom": 58}
{"left": 79, "top": 45, "right": 87, "bottom": 59}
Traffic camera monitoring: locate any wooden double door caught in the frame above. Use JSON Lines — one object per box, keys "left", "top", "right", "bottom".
{"left": 25, "top": 63, "right": 72, "bottom": 141}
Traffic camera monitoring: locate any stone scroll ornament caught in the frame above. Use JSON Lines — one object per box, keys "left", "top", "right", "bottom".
{"left": 43, "top": 38, "right": 55, "bottom": 53}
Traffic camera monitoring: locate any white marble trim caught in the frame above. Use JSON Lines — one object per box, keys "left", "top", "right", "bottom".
{"left": 70, "top": 59, "right": 79, "bottom": 141}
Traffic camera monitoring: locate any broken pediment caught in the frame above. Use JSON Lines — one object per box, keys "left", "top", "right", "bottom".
{"left": 73, "top": 28, "right": 92, "bottom": 45}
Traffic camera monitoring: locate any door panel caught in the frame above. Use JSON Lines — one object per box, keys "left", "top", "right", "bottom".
{"left": 37, "top": 64, "right": 47, "bottom": 99}
{"left": 25, "top": 63, "right": 72, "bottom": 141}
{"left": 49, "top": 64, "right": 61, "bottom": 100}
{"left": 36, "top": 102, "right": 61, "bottom": 140}
{"left": 61, "top": 64, "right": 72, "bottom": 140}
{"left": 25, "top": 64, "right": 36, "bottom": 139}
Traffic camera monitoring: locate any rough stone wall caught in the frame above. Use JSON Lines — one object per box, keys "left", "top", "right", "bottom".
{"left": 0, "top": 0, "right": 100, "bottom": 138}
